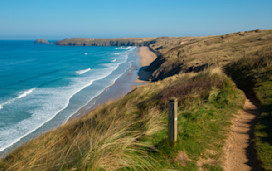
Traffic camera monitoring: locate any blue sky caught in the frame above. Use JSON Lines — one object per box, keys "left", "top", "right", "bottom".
{"left": 0, "top": 0, "right": 272, "bottom": 40}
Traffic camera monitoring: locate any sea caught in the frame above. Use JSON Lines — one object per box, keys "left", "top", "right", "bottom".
{"left": 0, "top": 40, "right": 139, "bottom": 155}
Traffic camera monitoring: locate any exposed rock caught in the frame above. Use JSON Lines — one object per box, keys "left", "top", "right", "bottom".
{"left": 35, "top": 39, "right": 49, "bottom": 44}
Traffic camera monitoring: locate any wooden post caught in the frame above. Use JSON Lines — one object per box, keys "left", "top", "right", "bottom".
{"left": 168, "top": 97, "right": 178, "bottom": 145}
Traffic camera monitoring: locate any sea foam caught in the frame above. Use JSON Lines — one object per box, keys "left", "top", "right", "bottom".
{"left": 0, "top": 65, "right": 119, "bottom": 152}
{"left": 115, "top": 46, "right": 133, "bottom": 50}
{"left": 0, "top": 88, "right": 35, "bottom": 110}
{"left": 76, "top": 68, "right": 91, "bottom": 75}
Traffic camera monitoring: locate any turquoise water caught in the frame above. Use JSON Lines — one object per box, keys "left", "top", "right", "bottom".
{"left": 0, "top": 41, "right": 139, "bottom": 154}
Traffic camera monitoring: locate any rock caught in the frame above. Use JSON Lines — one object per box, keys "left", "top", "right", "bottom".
{"left": 35, "top": 39, "right": 49, "bottom": 44}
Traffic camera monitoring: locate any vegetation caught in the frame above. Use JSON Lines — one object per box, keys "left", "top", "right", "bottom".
{"left": 56, "top": 29, "right": 272, "bottom": 82}
{"left": 1, "top": 29, "right": 272, "bottom": 170}
{"left": 0, "top": 69, "right": 244, "bottom": 170}
{"left": 147, "top": 29, "right": 272, "bottom": 81}
{"left": 56, "top": 37, "right": 155, "bottom": 46}
{"left": 225, "top": 47, "right": 272, "bottom": 170}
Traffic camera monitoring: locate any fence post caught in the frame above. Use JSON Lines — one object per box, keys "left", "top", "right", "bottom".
{"left": 168, "top": 97, "right": 178, "bottom": 145}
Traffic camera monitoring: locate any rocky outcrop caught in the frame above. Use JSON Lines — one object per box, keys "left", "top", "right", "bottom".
{"left": 35, "top": 39, "right": 49, "bottom": 44}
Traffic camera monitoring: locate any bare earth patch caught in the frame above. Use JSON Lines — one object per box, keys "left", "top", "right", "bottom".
{"left": 175, "top": 151, "right": 191, "bottom": 166}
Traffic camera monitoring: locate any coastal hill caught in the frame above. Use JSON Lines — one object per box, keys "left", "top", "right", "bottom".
{"left": 1, "top": 29, "right": 272, "bottom": 170}
{"left": 148, "top": 29, "right": 272, "bottom": 81}
{"left": 57, "top": 30, "right": 272, "bottom": 82}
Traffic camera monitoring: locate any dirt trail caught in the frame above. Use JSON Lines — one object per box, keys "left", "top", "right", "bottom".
{"left": 222, "top": 98, "right": 262, "bottom": 171}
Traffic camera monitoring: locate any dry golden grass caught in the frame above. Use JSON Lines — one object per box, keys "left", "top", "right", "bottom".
{"left": 2, "top": 29, "right": 266, "bottom": 170}
{"left": 0, "top": 68, "right": 246, "bottom": 170}
{"left": 0, "top": 74, "right": 175, "bottom": 170}
{"left": 148, "top": 29, "right": 272, "bottom": 81}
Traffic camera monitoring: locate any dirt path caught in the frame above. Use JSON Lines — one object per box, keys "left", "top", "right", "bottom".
{"left": 222, "top": 98, "right": 262, "bottom": 171}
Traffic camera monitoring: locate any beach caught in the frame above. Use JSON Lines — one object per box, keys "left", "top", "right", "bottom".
{"left": 69, "top": 46, "right": 157, "bottom": 120}
{"left": 134, "top": 46, "right": 157, "bottom": 83}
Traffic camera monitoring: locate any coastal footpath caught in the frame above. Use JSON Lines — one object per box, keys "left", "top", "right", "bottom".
{"left": 1, "top": 29, "right": 272, "bottom": 170}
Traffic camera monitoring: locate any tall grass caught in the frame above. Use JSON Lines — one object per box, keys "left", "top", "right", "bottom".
{"left": 0, "top": 68, "right": 245, "bottom": 170}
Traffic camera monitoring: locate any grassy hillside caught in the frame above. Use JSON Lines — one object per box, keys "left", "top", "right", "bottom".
{"left": 147, "top": 29, "right": 272, "bottom": 81}
{"left": 1, "top": 29, "right": 272, "bottom": 170}
{"left": 225, "top": 47, "right": 272, "bottom": 170}
{"left": 0, "top": 69, "right": 245, "bottom": 170}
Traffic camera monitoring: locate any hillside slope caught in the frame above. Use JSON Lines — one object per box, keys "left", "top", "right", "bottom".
{"left": 56, "top": 30, "right": 272, "bottom": 82}
{"left": 0, "top": 69, "right": 244, "bottom": 170}
{"left": 1, "top": 29, "right": 271, "bottom": 170}
{"left": 225, "top": 48, "right": 272, "bottom": 170}
{"left": 147, "top": 29, "right": 272, "bottom": 81}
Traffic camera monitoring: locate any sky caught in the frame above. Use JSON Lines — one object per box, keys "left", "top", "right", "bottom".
{"left": 0, "top": 0, "right": 272, "bottom": 40}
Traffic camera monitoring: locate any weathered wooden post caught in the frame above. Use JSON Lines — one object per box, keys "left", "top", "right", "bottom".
{"left": 168, "top": 97, "right": 178, "bottom": 145}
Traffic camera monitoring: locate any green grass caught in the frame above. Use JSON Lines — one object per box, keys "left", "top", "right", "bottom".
{"left": 141, "top": 71, "right": 244, "bottom": 170}
{"left": 225, "top": 48, "right": 272, "bottom": 170}
{"left": 0, "top": 69, "right": 245, "bottom": 170}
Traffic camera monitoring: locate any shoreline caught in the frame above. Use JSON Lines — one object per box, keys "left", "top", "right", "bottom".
{"left": 69, "top": 46, "right": 157, "bottom": 120}
{"left": 0, "top": 46, "right": 157, "bottom": 157}
{"left": 134, "top": 46, "right": 157, "bottom": 84}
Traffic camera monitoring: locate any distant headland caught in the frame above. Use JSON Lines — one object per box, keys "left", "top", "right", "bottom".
{"left": 34, "top": 39, "right": 49, "bottom": 44}
{"left": 56, "top": 38, "right": 155, "bottom": 46}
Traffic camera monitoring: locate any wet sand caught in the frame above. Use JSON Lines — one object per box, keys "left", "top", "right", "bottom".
{"left": 69, "top": 46, "right": 156, "bottom": 120}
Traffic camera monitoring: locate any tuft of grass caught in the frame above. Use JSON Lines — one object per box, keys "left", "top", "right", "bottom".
{"left": 0, "top": 69, "right": 245, "bottom": 170}
{"left": 225, "top": 47, "right": 272, "bottom": 170}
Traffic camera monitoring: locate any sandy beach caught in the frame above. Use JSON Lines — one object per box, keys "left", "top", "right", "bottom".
{"left": 138, "top": 46, "right": 157, "bottom": 67}
{"left": 134, "top": 47, "right": 157, "bottom": 83}
{"left": 69, "top": 46, "right": 157, "bottom": 120}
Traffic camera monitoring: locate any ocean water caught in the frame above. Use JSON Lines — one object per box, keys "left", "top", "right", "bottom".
{"left": 0, "top": 41, "right": 139, "bottom": 155}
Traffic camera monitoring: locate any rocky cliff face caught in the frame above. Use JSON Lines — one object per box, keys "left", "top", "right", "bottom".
{"left": 34, "top": 39, "right": 49, "bottom": 44}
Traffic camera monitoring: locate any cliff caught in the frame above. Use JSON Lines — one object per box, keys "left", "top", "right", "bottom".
{"left": 56, "top": 38, "right": 155, "bottom": 46}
